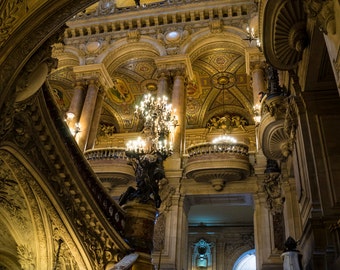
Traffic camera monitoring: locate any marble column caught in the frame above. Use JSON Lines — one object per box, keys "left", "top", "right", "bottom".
{"left": 86, "top": 88, "right": 105, "bottom": 150}
{"left": 66, "top": 80, "right": 86, "bottom": 129}
{"left": 77, "top": 79, "right": 100, "bottom": 152}
{"left": 171, "top": 68, "right": 186, "bottom": 159}
{"left": 157, "top": 70, "right": 169, "bottom": 98}
{"left": 251, "top": 63, "right": 266, "bottom": 105}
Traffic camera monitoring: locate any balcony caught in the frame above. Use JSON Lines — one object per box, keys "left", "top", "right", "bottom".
{"left": 84, "top": 148, "right": 135, "bottom": 188}
{"left": 184, "top": 142, "right": 250, "bottom": 191}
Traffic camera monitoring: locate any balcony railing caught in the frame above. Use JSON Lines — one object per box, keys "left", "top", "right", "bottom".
{"left": 84, "top": 147, "right": 128, "bottom": 161}
{"left": 187, "top": 142, "right": 249, "bottom": 159}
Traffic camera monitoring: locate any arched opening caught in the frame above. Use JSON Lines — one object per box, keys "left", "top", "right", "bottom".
{"left": 232, "top": 249, "right": 256, "bottom": 270}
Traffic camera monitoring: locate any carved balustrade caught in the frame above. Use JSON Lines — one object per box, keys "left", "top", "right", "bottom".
{"left": 187, "top": 142, "right": 249, "bottom": 158}
{"left": 84, "top": 147, "right": 128, "bottom": 160}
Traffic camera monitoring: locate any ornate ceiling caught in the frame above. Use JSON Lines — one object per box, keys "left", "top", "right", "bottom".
{"left": 49, "top": 0, "right": 256, "bottom": 136}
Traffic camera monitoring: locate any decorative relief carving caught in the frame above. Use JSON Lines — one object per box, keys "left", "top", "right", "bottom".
{"left": 0, "top": 0, "right": 27, "bottom": 48}
{"left": 15, "top": 40, "right": 58, "bottom": 102}
{"left": 282, "top": 97, "right": 298, "bottom": 157}
{"left": 206, "top": 113, "right": 248, "bottom": 133}
{"left": 260, "top": 67, "right": 298, "bottom": 160}
{"left": 225, "top": 232, "right": 254, "bottom": 255}
{"left": 127, "top": 29, "right": 141, "bottom": 42}
{"left": 209, "top": 19, "right": 223, "bottom": 33}
{"left": 304, "top": 0, "right": 336, "bottom": 35}
{"left": 52, "top": 227, "right": 75, "bottom": 270}
{"left": 156, "top": 27, "right": 191, "bottom": 55}
{"left": 0, "top": 95, "right": 15, "bottom": 139}
{"left": 98, "top": 122, "right": 116, "bottom": 138}
{"left": 17, "top": 245, "right": 35, "bottom": 270}
{"left": 263, "top": 159, "right": 285, "bottom": 214}
{"left": 0, "top": 157, "right": 28, "bottom": 230}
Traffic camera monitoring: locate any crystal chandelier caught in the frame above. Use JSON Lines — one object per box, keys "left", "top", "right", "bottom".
{"left": 126, "top": 94, "right": 178, "bottom": 158}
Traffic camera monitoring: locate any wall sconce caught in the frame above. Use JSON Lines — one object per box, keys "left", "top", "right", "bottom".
{"left": 244, "top": 25, "right": 262, "bottom": 51}
{"left": 69, "top": 122, "right": 81, "bottom": 137}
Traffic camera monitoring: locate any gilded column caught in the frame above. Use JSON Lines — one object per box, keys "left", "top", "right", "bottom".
{"left": 171, "top": 68, "right": 186, "bottom": 159}
{"left": 77, "top": 79, "right": 100, "bottom": 151}
{"left": 86, "top": 87, "right": 105, "bottom": 150}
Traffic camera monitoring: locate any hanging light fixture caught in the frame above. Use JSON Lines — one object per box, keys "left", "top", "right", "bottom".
{"left": 126, "top": 94, "right": 178, "bottom": 158}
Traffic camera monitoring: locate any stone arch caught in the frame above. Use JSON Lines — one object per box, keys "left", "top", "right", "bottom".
{"left": 0, "top": 147, "right": 91, "bottom": 269}
{"left": 98, "top": 36, "right": 167, "bottom": 66}
{"left": 180, "top": 27, "right": 247, "bottom": 59}
{"left": 178, "top": 27, "right": 251, "bottom": 129}
{"left": 226, "top": 245, "right": 254, "bottom": 270}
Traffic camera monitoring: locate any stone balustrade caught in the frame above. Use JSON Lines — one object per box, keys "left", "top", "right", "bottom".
{"left": 84, "top": 147, "right": 128, "bottom": 160}
{"left": 187, "top": 142, "right": 249, "bottom": 159}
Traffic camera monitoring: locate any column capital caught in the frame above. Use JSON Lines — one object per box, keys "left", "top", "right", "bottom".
{"left": 154, "top": 54, "right": 194, "bottom": 80}
{"left": 245, "top": 47, "right": 266, "bottom": 75}
{"left": 156, "top": 69, "right": 171, "bottom": 79}
{"left": 73, "top": 80, "right": 86, "bottom": 89}
{"left": 73, "top": 63, "right": 114, "bottom": 90}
